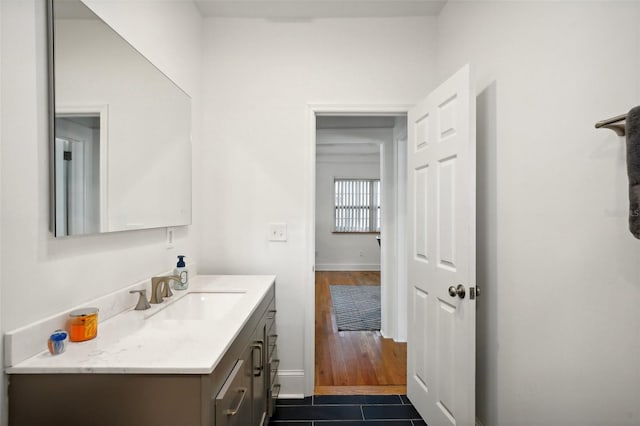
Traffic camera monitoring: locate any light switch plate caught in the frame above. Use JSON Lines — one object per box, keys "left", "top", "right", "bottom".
{"left": 269, "top": 223, "right": 287, "bottom": 241}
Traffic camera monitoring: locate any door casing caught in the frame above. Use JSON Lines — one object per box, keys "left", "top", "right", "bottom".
{"left": 304, "top": 104, "right": 412, "bottom": 395}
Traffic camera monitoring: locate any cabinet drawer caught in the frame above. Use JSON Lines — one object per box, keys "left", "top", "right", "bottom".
{"left": 265, "top": 305, "right": 279, "bottom": 420}
{"left": 270, "top": 357, "right": 280, "bottom": 385}
{"left": 266, "top": 307, "right": 276, "bottom": 330}
{"left": 268, "top": 382, "right": 281, "bottom": 417}
{"left": 266, "top": 306, "right": 276, "bottom": 319}
{"left": 215, "top": 359, "right": 250, "bottom": 426}
{"left": 267, "top": 333, "right": 277, "bottom": 361}
{"left": 267, "top": 312, "right": 275, "bottom": 328}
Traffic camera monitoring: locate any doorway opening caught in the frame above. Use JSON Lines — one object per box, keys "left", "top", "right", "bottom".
{"left": 312, "top": 113, "right": 409, "bottom": 395}
{"left": 53, "top": 105, "right": 108, "bottom": 237}
{"left": 55, "top": 113, "right": 103, "bottom": 236}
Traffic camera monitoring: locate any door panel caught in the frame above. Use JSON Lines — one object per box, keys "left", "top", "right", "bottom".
{"left": 415, "top": 166, "right": 429, "bottom": 260}
{"left": 437, "top": 157, "right": 456, "bottom": 269}
{"left": 407, "top": 64, "right": 476, "bottom": 426}
{"left": 413, "top": 287, "right": 429, "bottom": 389}
{"left": 415, "top": 113, "right": 430, "bottom": 150}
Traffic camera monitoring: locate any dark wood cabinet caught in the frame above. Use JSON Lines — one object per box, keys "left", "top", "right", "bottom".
{"left": 215, "top": 356, "right": 251, "bottom": 426}
{"left": 8, "top": 285, "right": 278, "bottom": 426}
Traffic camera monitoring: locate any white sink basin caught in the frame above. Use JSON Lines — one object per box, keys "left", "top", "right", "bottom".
{"left": 150, "top": 292, "right": 246, "bottom": 321}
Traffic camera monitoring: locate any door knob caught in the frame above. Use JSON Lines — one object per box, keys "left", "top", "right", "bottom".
{"left": 448, "top": 284, "right": 466, "bottom": 299}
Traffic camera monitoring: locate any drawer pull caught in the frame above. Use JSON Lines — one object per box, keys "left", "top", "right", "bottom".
{"left": 225, "top": 387, "right": 247, "bottom": 416}
{"left": 272, "top": 383, "right": 281, "bottom": 399}
{"left": 251, "top": 342, "right": 264, "bottom": 377}
{"left": 267, "top": 309, "right": 277, "bottom": 319}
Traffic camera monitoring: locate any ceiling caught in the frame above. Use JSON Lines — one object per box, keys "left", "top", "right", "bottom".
{"left": 316, "top": 115, "right": 401, "bottom": 156}
{"left": 194, "top": 0, "right": 447, "bottom": 19}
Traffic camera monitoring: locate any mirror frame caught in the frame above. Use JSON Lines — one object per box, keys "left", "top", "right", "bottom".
{"left": 47, "top": 0, "right": 56, "bottom": 234}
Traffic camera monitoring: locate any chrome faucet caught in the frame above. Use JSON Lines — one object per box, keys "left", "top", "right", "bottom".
{"left": 150, "top": 275, "right": 182, "bottom": 304}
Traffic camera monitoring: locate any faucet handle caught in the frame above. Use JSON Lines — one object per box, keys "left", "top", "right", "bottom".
{"left": 130, "top": 289, "right": 151, "bottom": 310}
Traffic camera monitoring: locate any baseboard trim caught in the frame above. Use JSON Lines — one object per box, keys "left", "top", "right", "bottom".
{"left": 379, "top": 329, "right": 407, "bottom": 344}
{"left": 277, "top": 370, "right": 306, "bottom": 397}
{"left": 315, "top": 264, "right": 380, "bottom": 271}
{"left": 277, "top": 393, "right": 306, "bottom": 399}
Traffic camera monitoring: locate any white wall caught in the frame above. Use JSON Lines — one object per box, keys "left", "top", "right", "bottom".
{"left": 200, "top": 16, "right": 437, "bottom": 394}
{"left": 0, "top": 0, "right": 202, "bottom": 422}
{"left": 315, "top": 129, "right": 383, "bottom": 271}
{"left": 436, "top": 2, "right": 640, "bottom": 425}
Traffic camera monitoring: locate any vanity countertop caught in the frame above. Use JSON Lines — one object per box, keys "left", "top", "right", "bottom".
{"left": 6, "top": 275, "right": 276, "bottom": 375}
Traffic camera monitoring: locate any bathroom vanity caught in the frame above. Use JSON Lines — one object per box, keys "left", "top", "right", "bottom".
{"left": 6, "top": 275, "right": 278, "bottom": 426}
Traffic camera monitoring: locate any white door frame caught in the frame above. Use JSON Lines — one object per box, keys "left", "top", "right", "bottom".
{"left": 304, "top": 103, "right": 412, "bottom": 395}
{"left": 56, "top": 104, "right": 109, "bottom": 233}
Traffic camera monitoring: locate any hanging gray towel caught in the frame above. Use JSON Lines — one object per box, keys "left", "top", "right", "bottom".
{"left": 626, "top": 106, "right": 640, "bottom": 239}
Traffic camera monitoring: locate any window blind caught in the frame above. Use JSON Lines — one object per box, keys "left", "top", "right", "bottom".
{"left": 334, "top": 178, "right": 380, "bottom": 232}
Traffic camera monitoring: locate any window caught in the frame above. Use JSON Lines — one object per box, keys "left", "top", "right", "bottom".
{"left": 334, "top": 178, "right": 381, "bottom": 232}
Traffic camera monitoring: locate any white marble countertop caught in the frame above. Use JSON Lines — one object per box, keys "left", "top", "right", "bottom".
{"left": 6, "top": 275, "right": 276, "bottom": 375}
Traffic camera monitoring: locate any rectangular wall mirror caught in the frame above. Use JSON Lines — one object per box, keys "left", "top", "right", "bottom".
{"left": 48, "top": 0, "right": 192, "bottom": 237}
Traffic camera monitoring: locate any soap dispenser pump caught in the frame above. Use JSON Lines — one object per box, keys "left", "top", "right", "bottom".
{"left": 173, "top": 255, "right": 189, "bottom": 290}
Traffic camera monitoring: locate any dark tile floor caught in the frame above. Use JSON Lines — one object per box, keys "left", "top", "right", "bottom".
{"left": 271, "top": 395, "right": 426, "bottom": 425}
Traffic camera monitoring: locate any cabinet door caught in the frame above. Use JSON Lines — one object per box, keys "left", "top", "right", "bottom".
{"left": 215, "top": 354, "right": 252, "bottom": 426}
{"left": 251, "top": 318, "right": 267, "bottom": 426}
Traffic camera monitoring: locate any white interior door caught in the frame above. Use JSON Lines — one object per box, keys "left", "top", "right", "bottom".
{"left": 406, "top": 64, "right": 476, "bottom": 426}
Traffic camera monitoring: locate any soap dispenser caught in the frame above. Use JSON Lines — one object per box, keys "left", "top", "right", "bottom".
{"left": 173, "top": 255, "right": 189, "bottom": 290}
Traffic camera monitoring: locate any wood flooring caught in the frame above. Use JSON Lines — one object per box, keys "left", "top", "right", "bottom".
{"left": 314, "top": 271, "right": 407, "bottom": 395}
